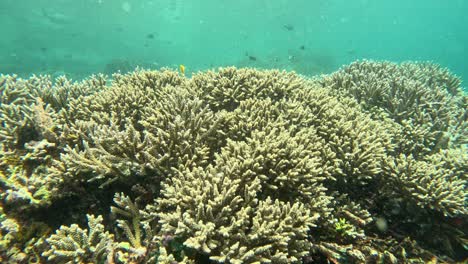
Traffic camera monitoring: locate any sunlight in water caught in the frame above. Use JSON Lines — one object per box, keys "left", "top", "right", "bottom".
{"left": 121, "top": 1, "right": 131, "bottom": 13}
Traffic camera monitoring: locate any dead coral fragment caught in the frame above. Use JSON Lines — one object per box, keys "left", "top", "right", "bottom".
{"left": 0, "top": 164, "right": 60, "bottom": 207}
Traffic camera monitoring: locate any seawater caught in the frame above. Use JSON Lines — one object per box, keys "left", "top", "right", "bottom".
{"left": 1, "top": 0, "right": 467, "bottom": 89}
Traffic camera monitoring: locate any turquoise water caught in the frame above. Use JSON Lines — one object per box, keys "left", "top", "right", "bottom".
{"left": 1, "top": 1, "right": 468, "bottom": 263}
{"left": 1, "top": 0, "right": 467, "bottom": 85}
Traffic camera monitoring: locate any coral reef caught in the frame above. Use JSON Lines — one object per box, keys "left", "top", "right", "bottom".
{"left": 42, "top": 214, "right": 114, "bottom": 263}
{"left": 318, "top": 60, "right": 467, "bottom": 157}
{"left": 0, "top": 61, "right": 466, "bottom": 263}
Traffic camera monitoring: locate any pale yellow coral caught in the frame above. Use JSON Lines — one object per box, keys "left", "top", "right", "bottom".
{"left": 0, "top": 62, "right": 466, "bottom": 263}
{"left": 43, "top": 214, "right": 114, "bottom": 263}
{"left": 319, "top": 60, "right": 467, "bottom": 156}
{"left": 190, "top": 67, "right": 306, "bottom": 111}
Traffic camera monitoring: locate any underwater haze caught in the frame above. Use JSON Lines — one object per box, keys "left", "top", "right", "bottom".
{"left": 1, "top": 1, "right": 468, "bottom": 263}
{"left": 1, "top": 0, "right": 468, "bottom": 84}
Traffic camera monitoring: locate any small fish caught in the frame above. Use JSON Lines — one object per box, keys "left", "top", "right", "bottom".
{"left": 347, "top": 49, "right": 356, "bottom": 55}
{"left": 427, "top": 256, "right": 438, "bottom": 264}
{"left": 450, "top": 216, "right": 465, "bottom": 227}
{"left": 245, "top": 53, "right": 257, "bottom": 61}
{"left": 179, "top": 64, "right": 185, "bottom": 75}
{"left": 146, "top": 33, "right": 155, "bottom": 39}
{"left": 299, "top": 45, "right": 305, "bottom": 50}
{"left": 121, "top": 2, "right": 132, "bottom": 13}
{"left": 283, "top": 24, "right": 294, "bottom": 31}
{"left": 41, "top": 8, "right": 69, "bottom": 24}
{"left": 375, "top": 217, "right": 388, "bottom": 232}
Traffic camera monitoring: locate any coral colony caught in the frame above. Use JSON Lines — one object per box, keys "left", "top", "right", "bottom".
{"left": 0, "top": 60, "right": 467, "bottom": 263}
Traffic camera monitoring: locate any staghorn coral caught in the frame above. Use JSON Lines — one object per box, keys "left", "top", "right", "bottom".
{"left": 111, "top": 67, "right": 185, "bottom": 90}
{"left": 223, "top": 197, "right": 313, "bottom": 264}
{"left": 222, "top": 98, "right": 291, "bottom": 141}
{"left": 52, "top": 76, "right": 166, "bottom": 184}
{"left": 0, "top": 77, "right": 61, "bottom": 210}
{"left": 190, "top": 67, "right": 306, "bottom": 111}
{"left": 0, "top": 73, "right": 106, "bottom": 149}
{"left": 0, "top": 207, "right": 19, "bottom": 254}
{"left": 318, "top": 60, "right": 467, "bottom": 157}
{"left": 138, "top": 84, "right": 224, "bottom": 176}
{"left": 155, "top": 164, "right": 316, "bottom": 263}
{"left": 383, "top": 153, "right": 466, "bottom": 217}
{"left": 222, "top": 96, "right": 327, "bottom": 143}
{"left": 428, "top": 146, "right": 468, "bottom": 182}
{"left": 0, "top": 73, "right": 114, "bottom": 262}
{"left": 111, "top": 193, "right": 149, "bottom": 257}
{"left": 58, "top": 79, "right": 223, "bottom": 186}
{"left": 214, "top": 126, "right": 333, "bottom": 216}
{"left": 0, "top": 164, "right": 60, "bottom": 208}
{"left": 58, "top": 120, "right": 147, "bottom": 186}
{"left": 32, "top": 74, "right": 107, "bottom": 111}
{"left": 291, "top": 86, "right": 393, "bottom": 188}
{"left": 0, "top": 62, "right": 466, "bottom": 263}
{"left": 0, "top": 75, "right": 38, "bottom": 150}
{"left": 110, "top": 193, "right": 161, "bottom": 263}
{"left": 311, "top": 237, "right": 438, "bottom": 264}
{"left": 42, "top": 214, "right": 114, "bottom": 264}
{"left": 328, "top": 198, "right": 373, "bottom": 241}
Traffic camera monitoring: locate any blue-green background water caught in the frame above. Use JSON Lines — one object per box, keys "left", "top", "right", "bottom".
{"left": 1, "top": 0, "right": 467, "bottom": 87}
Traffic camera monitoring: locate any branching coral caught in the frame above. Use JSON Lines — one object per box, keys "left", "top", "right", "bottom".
{"left": 383, "top": 153, "right": 466, "bottom": 217}
{"left": 214, "top": 126, "right": 333, "bottom": 215}
{"left": 42, "top": 214, "right": 114, "bottom": 264}
{"left": 156, "top": 165, "right": 264, "bottom": 260}
{"left": 0, "top": 74, "right": 106, "bottom": 150}
{"left": 0, "top": 75, "right": 38, "bottom": 150}
{"left": 138, "top": 85, "right": 224, "bottom": 176}
{"left": 0, "top": 76, "right": 68, "bottom": 209}
{"left": 0, "top": 61, "right": 466, "bottom": 263}
{"left": 0, "top": 164, "right": 60, "bottom": 208}
{"left": 59, "top": 120, "right": 147, "bottom": 186}
{"left": 291, "top": 87, "right": 393, "bottom": 187}
{"left": 0, "top": 73, "right": 115, "bottom": 262}
{"left": 111, "top": 193, "right": 158, "bottom": 263}
{"left": 318, "top": 60, "right": 467, "bottom": 157}
{"left": 0, "top": 207, "right": 20, "bottom": 253}
{"left": 36, "top": 74, "right": 107, "bottom": 111}
{"left": 190, "top": 67, "right": 306, "bottom": 111}
{"left": 58, "top": 80, "right": 224, "bottom": 185}
{"left": 156, "top": 164, "right": 316, "bottom": 263}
